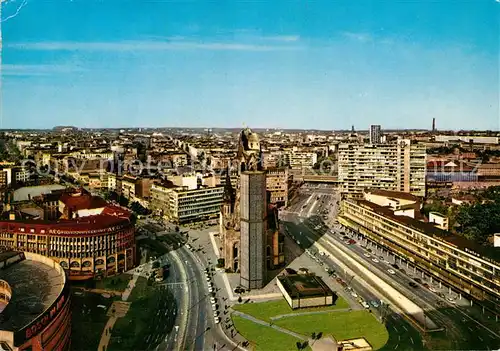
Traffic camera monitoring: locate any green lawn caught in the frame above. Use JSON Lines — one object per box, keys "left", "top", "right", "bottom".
{"left": 232, "top": 297, "right": 349, "bottom": 322}
{"left": 71, "top": 289, "right": 117, "bottom": 351}
{"left": 232, "top": 315, "right": 308, "bottom": 351}
{"left": 274, "top": 310, "right": 389, "bottom": 350}
{"left": 95, "top": 273, "right": 133, "bottom": 292}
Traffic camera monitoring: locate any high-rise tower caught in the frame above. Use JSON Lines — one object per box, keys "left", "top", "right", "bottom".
{"left": 239, "top": 170, "right": 267, "bottom": 289}
{"left": 369, "top": 125, "right": 381, "bottom": 144}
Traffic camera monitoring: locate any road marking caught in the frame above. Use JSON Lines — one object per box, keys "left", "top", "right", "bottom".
{"left": 410, "top": 337, "right": 414, "bottom": 344}
{"left": 468, "top": 326, "right": 473, "bottom": 332}
{"left": 394, "top": 344, "right": 399, "bottom": 350}
{"left": 478, "top": 336, "right": 483, "bottom": 342}
{"left": 393, "top": 326, "right": 398, "bottom": 332}
{"left": 402, "top": 325, "right": 408, "bottom": 331}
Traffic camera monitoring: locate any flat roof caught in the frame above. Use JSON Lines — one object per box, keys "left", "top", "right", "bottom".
{"left": 354, "top": 199, "right": 500, "bottom": 263}
{"left": 278, "top": 274, "right": 334, "bottom": 298}
{"left": 0, "top": 252, "right": 65, "bottom": 332}
{"left": 13, "top": 185, "right": 66, "bottom": 202}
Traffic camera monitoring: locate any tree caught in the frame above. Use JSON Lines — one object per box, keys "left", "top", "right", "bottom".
{"left": 311, "top": 332, "right": 316, "bottom": 340}
{"left": 316, "top": 332, "right": 323, "bottom": 339}
{"left": 238, "top": 296, "right": 242, "bottom": 303}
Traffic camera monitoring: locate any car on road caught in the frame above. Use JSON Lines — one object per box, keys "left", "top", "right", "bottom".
{"left": 409, "top": 282, "right": 419, "bottom": 288}
{"left": 446, "top": 297, "right": 457, "bottom": 304}
{"left": 387, "top": 269, "right": 396, "bottom": 275}
{"left": 414, "top": 278, "right": 423, "bottom": 284}
{"left": 336, "top": 277, "right": 343, "bottom": 284}
{"left": 372, "top": 258, "right": 379, "bottom": 263}
{"left": 370, "top": 301, "right": 380, "bottom": 308}
{"left": 364, "top": 253, "right": 371, "bottom": 258}
{"left": 428, "top": 286, "right": 438, "bottom": 293}
{"left": 422, "top": 283, "right": 430, "bottom": 289}
{"left": 392, "top": 264, "right": 400, "bottom": 270}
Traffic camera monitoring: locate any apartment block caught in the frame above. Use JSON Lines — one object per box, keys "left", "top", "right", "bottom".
{"left": 265, "top": 167, "right": 291, "bottom": 207}
{"left": 338, "top": 140, "right": 426, "bottom": 197}
{"left": 289, "top": 149, "right": 317, "bottom": 170}
{"left": 339, "top": 193, "right": 500, "bottom": 314}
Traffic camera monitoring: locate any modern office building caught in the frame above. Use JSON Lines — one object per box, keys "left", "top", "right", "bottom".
{"left": 150, "top": 181, "right": 224, "bottom": 224}
{"left": 0, "top": 251, "right": 71, "bottom": 351}
{"left": 239, "top": 170, "right": 267, "bottom": 290}
{"left": 369, "top": 125, "right": 381, "bottom": 144}
{"left": 337, "top": 140, "right": 426, "bottom": 197}
{"left": 339, "top": 191, "right": 500, "bottom": 314}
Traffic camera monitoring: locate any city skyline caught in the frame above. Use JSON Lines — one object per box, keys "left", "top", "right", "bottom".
{"left": 2, "top": 0, "right": 498, "bottom": 130}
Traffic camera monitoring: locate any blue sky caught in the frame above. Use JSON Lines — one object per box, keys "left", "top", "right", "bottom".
{"left": 1, "top": 0, "right": 498, "bottom": 130}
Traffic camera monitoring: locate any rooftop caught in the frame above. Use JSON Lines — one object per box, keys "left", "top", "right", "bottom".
{"left": 0, "top": 252, "right": 66, "bottom": 332}
{"left": 59, "top": 191, "right": 108, "bottom": 211}
{"left": 364, "top": 189, "right": 421, "bottom": 202}
{"left": 278, "top": 274, "right": 334, "bottom": 298}
{"left": 13, "top": 184, "right": 67, "bottom": 202}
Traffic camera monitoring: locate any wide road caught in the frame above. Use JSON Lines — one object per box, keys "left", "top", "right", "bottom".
{"left": 283, "top": 184, "right": 500, "bottom": 350}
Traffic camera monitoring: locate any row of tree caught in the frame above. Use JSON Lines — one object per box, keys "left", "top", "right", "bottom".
{"left": 454, "top": 186, "right": 500, "bottom": 244}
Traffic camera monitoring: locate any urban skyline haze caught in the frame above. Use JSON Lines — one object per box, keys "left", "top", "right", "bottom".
{"left": 1, "top": 0, "right": 498, "bottom": 130}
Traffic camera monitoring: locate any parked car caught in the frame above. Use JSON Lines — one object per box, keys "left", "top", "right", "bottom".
{"left": 387, "top": 269, "right": 396, "bottom": 275}
{"left": 361, "top": 301, "right": 370, "bottom": 309}
{"left": 370, "top": 301, "right": 380, "bottom": 308}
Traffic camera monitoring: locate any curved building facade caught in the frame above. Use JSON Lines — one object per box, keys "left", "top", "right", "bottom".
{"left": 0, "top": 251, "right": 71, "bottom": 351}
{"left": 0, "top": 205, "right": 136, "bottom": 280}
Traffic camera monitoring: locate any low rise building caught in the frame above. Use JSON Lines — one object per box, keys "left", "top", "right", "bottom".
{"left": 277, "top": 274, "right": 335, "bottom": 309}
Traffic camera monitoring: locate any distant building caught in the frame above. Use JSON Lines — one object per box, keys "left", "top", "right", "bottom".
{"left": 277, "top": 274, "right": 335, "bottom": 309}
{"left": 338, "top": 140, "right": 426, "bottom": 197}
{"left": 369, "top": 125, "right": 381, "bottom": 144}
{"left": 429, "top": 212, "right": 449, "bottom": 231}
{"left": 265, "top": 167, "right": 291, "bottom": 207}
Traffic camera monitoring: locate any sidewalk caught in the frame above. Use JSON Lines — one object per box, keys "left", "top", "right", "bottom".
{"left": 232, "top": 310, "right": 308, "bottom": 341}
